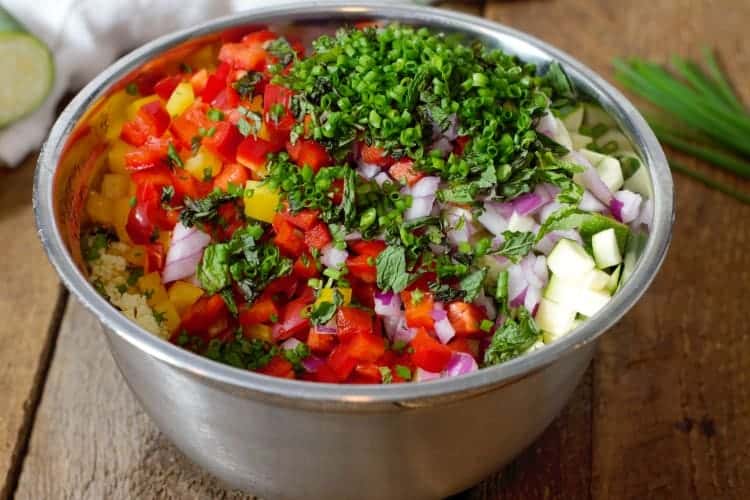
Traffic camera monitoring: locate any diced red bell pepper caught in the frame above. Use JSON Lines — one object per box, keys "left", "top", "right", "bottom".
{"left": 171, "top": 169, "right": 212, "bottom": 201}
{"left": 120, "top": 118, "right": 150, "bottom": 146}
{"left": 448, "top": 337, "right": 480, "bottom": 359}
{"left": 275, "top": 292, "right": 314, "bottom": 340}
{"left": 131, "top": 164, "right": 173, "bottom": 188}
{"left": 303, "top": 362, "right": 339, "bottom": 383}
{"left": 405, "top": 272, "right": 437, "bottom": 292}
{"left": 410, "top": 328, "right": 452, "bottom": 372}
{"left": 203, "top": 121, "right": 243, "bottom": 163}
{"left": 211, "top": 86, "right": 240, "bottom": 110}
{"left": 170, "top": 102, "right": 211, "bottom": 146}
{"left": 201, "top": 63, "right": 231, "bottom": 102}
{"left": 126, "top": 182, "right": 174, "bottom": 244}
{"left": 130, "top": 73, "right": 162, "bottom": 96}
{"left": 190, "top": 69, "right": 208, "bottom": 95}
{"left": 349, "top": 279, "right": 376, "bottom": 309}
{"left": 359, "top": 143, "right": 393, "bottom": 167}
{"left": 273, "top": 215, "right": 306, "bottom": 258}
{"left": 348, "top": 239, "right": 386, "bottom": 257}
{"left": 258, "top": 355, "right": 295, "bottom": 379}
{"left": 263, "top": 275, "right": 299, "bottom": 300}
{"left": 236, "top": 135, "right": 275, "bottom": 174}
{"left": 280, "top": 205, "right": 319, "bottom": 230}
{"left": 263, "top": 83, "right": 295, "bottom": 132}
{"left": 304, "top": 222, "right": 332, "bottom": 250}
{"left": 154, "top": 75, "right": 182, "bottom": 100}
{"left": 286, "top": 139, "right": 332, "bottom": 172}
{"left": 336, "top": 306, "right": 374, "bottom": 341}
{"left": 143, "top": 243, "right": 165, "bottom": 274}
{"left": 327, "top": 346, "right": 357, "bottom": 381}
{"left": 351, "top": 362, "right": 382, "bottom": 384}
{"left": 340, "top": 332, "right": 386, "bottom": 363}
{"left": 219, "top": 42, "right": 269, "bottom": 71}
{"left": 345, "top": 254, "right": 377, "bottom": 284}
{"left": 447, "top": 301, "right": 485, "bottom": 337}
{"left": 239, "top": 296, "right": 279, "bottom": 326}
{"left": 124, "top": 136, "right": 171, "bottom": 171}
{"left": 180, "top": 295, "right": 228, "bottom": 336}
{"left": 138, "top": 100, "right": 171, "bottom": 137}
{"left": 292, "top": 252, "right": 319, "bottom": 279}
{"left": 401, "top": 290, "right": 435, "bottom": 330}
{"left": 213, "top": 163, "right": 249, "bottom": 192}
{"left": 388, "top": 159, "right": 424, "bottom": 186}
{"left": 307, "top": 328, "right": 336, "bottom": 355}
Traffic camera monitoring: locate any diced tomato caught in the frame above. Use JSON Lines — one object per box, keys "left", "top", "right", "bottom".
{"left": 345, "top": 254, "right": 377, "bottom": 284}
{"left": 239, "top": 296, "right": 279, "bottom": 326}
{"left": 351, "top": 362, "right": 382, "bottom": 384}
{"left": 348, "top": 239, "right": 386, "bottom": 257}
{"left": 410, "top": 328, "right": 452, "bottom": 372}
{"left": 171, "top": 168, "right": 212, "bottom": 200}
{"left": 454, "top": 135, "right": 471, "bottom": 156}
{"left": 292, "top": 253, "right": 319, "bottom": 279}
{"left": 304, "top": 222, "right": 332, "bottom": 250}
{"left": 327, "top": 346, "right": 357, "bottom": 381}
{"left": 280, "top": 206, "right": 319, "bottom": 230}
{"left": 170, "top": 102, "right": 211, "bottom": 146}
{"left": 143, "top": 243, "right": 165, "bottom": 274}
{"left": 307, "top": 328, "right": 336, "bottom": 355}
{"left": 126, "top": 182, "right": 174, "bottom": 243}
{"left": 336, "top": 306, "right": 373, "bottom": 341}
{"left": 219, "top": 42, "right": 269, "bottom": 71}
{"left": 236, "top": 135, "right": 275, "bottom": 173}
{"left": 401, "top": 290, "right": 435, "bottom": 330}
{"left": 350, "top": 279, "right": 376, "bottom": 309}
{"left": 258, "top": 355, "right": 295, "bottom": 379}
{"left": 263, "top": 83, "right": 295, "bottom": 132}
{"left": 263, "top": 275, "right": 298, "bottom": 300}
{"left": 154, "top": 75, "right": 182, "bottom": 100}
{"left": 180, "top": 294, "right": 228, "bottom": 336}
{"left": 202, "top": 121, "right": 242, "bottom": 163}
{"left": 305, "top": 362, "right": 339, "bottom": 383}
{"left": 275, "top": 292, "right": 314, "bottom": 340}
{"left": 286, "top": 139, "right": 332, "bottom": 172}
{"left": 388, "top": 159, "right": 424, "bottom": 186}
{"left": 213, "top": 163, "right": 249, "bottom": 192}
{"left": 340, "top": 332, "right": 386, "bottom": 363}
{"left": 448, "top": 337, "right": 480, "bottom": 358}
{"left": 273, "top": 215, "right": 306, "bottom": 258}
{"left": 447, "top": 301, "right": 484, "bottom": 337}
{"left": 359, "top": 143, "right": 392, "bottom": 167}
{"left": 215, "top": 202, "right": 244, "bottom": 240}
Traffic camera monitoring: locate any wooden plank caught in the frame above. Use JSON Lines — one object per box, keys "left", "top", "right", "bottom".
{"left": 0, "top": 156, "right": 65, "bottom": 499}
{"left": 484, "top": 1, "right": 750, "bottom": 499}
{"left": 14, "top": 299, "right": 254, "bottom": 500}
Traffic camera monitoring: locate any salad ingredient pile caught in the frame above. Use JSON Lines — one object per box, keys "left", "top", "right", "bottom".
{"left": 83, "top": 24, "right": 651, "bottom": 384}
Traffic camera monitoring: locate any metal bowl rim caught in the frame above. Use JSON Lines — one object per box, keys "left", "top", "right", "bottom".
{"left": 34, "top": 1, "right": 674, "bottom": 406}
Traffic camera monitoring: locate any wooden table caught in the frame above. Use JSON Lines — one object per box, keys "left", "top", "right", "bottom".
{"left": 2, "top": 1, "right": 749, "bottom": 498}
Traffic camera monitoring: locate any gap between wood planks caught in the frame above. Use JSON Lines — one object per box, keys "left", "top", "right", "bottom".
{"left": 3, "top": 289, "right": 68, "bottom": 500}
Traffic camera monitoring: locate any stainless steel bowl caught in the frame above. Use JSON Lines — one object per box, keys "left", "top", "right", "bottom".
{"left": 34, "top": 3, "right": 674, "bottom": 499}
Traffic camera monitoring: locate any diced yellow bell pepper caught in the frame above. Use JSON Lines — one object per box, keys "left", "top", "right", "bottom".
{"left": 168, "top": 281, "right": 204, "bottom": 315}
{"left": 244, "top": 324, "right": 273, "bottom": 342}
{"left": 248, "top": 94, "right": 263, "bottom": 113}
{"left": 108, "top": 140, "right": 134, "bottom": 174}
{"left": 258, "top": 122, "right": 271, "bottom": 142}
{"left": 152, "top": 300, "right": 181, "bottom": 336}
{"left": 244, "top": 180, "right": 280, "bottom": 223}
{"left": 157, "top": 229, "right": 172, "bottom": 252}
{"left": 123, "top": 245, "right": 146, "bottom": 267}
{"left": 112, "top": 197, "right": 133, "bottom": 244}
{"left": 101, "top": 90, "right": 136, "bottom": 141}
{"left": 184, "top": 146, "right": 222, "bottom": 181}
{"left": 137, "top": 272, "right": 169, "bottom": 308}
{"left": 185, "top": 45, "right": 217, "bottom": 71}
{"left": 126, "top": 95, "right": 160, "bottom": 120}
{"left": 166, "top": 82, "right": 195, "bottom": 117}
{"left": 86, "top": 192, "right": 113, "bottom": 225}
{"left": 315, "top": 287, "right": 352, "bottom": 308}
{"left": 100, "top": 173, "right": 131, "bottom": 199}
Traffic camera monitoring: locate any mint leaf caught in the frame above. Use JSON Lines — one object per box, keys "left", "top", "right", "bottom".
{"left": 376, "top": 246, "right": 409, "bottom": 293}
{"left": 484, "top": 307, "right": 541, "bottom": 366}
{"left": 494, "top": 231, "right": 535, "bottom": 263}
{"left": 197, "top": 243, "right": 231, "bottom": 294}
{"left": 459, "top": 268, "right": 487, "bottom": 302}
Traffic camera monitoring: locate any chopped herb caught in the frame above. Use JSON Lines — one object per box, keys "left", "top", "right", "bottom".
{"left": 203, "top": 167, "right": 214, "bottom": 182}
{"left": 269, "top": 103, "right": 285, "bottom": 124}
{"left": 459, "top": 268, "right": 487, "bottom": 302}
{"left": 161, "top": 185, "right": 175, "bottom": 204}
{"left": 126, "top": 268, "right": 144, "bottom": 287}
{"left": 480, "top": 319, "right": 494, "bottom": 332}
{"left": 266, "top": 37, "right": 297, "bottom": 66}
{"left": 375, "top": 246, "right": 409, "bottom": 293}
{"left": 394, "top": 365, "right": 412, "bottom": 381}
{"left": 190, "top": 136, "right": 202, "bottom": 154}
{"left": 129, "top": 196, "right": 137, "bottom": 207}
{"left": 82, "top": 230, "right": 113, "bottom": 261}
{"left": 207, "top": 108, "right": 224, "bottom": 122}
{"left": 220, "top": 288, "right": 239, "bottom": 316}
{"left": 205, "top": 337, "right": 278, "bottom": 370}
{"left": 493, "top": 231, "right": 535, "bottom": 263}
{"left": 232, "top": 71, "right": 263, "bottom": 98}
{"left": 484, "top": 307, "right": 541, "bottom": 366}
{"left": 167, "top": 142, "right": 183, "bottom": 168}
{"left": 116, "top": 283, "right": 128, "bottom": 295}
{"left": 181, "top": 188, "right": 241, "bottom": 228}
{"left": 125, "top": 82, "right": 139, "bottom": 96}
{"left": 379, "top": 366, "right": 393, "bottom": 384}
{"left": 282, "top": 342, "right": 310, "bottom": 372}
{"left": 153, "top": 309, "right": 167, "bottom": 326}
{"left": 179, "top": 62, "right": 192, "bottom": 73}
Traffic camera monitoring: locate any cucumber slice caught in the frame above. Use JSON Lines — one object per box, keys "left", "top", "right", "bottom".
{"left": 547, "top": 238, "right": 595, "bottom": 279}
{"left": 592, "top": 228, "right": 623, "bottom": 269}
{"left": 544, "top": 273, "right": 612, "bottom": 317}
{"left": 595, "top": 156, "right": 624, "bottom": 192}
{"left": 536, "top": 298, "right": 577, "bottom": 338}
{"left": 0, "top": 7, "right": 54, "bottom": 127}
{"left": 623, "top": 164, "right": 653, "bottom": 198}
{"left": 606, "top": 265, "right": 622, "bottom": 294}
{"left": 560, "top": 104, "right": 584, "bottom": 132}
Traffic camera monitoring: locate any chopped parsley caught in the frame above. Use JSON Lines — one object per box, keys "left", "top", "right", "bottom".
{"left": 233, "top": 72, "right": 263, "bottom": 98}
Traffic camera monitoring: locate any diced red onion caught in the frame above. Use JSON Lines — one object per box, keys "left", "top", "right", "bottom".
{"left": 524, "top": 285, "right": 541, "bottom": 314}
{"left": 521, "top": 254, "right": 544, "bottom": 289}
{"left": 443, "top": 352, "right": 478, "bottom": 377}
{"left": 374, "top": 172, "right": 392, "bottom": 186}
{"left": 429, "top": 137, "right": 453, "bottom": 156}
{"left": 477, "top": 202, "right": 509, "bottom": 236}
{"left": 443, "top": 114, "right": 459, "bottom": 141}
{"left": 429, "top": 243, "right": 448, "bottom": 254}
{"left": 536, "top": 112, "right": 557, "bottom": 138}
{"left": 315, "top": 324, "right": 337, "bottom": 334}
{"left": 162, "top": 223, "right": 211, "bottom": 283}
{"left": 281, "top": 338, "right": 302, "bottom": 350}
{"left": 485, "top": 201, "right": 515, "bottom": 219}
{"left": 508, "top": 264, "right": 528, "bottom": 308}
{"left": 510, "top": 287, "right": 527, "bottom": 308}
{"left": 405, "top": 195, "right": 435, "bottom": 220}
{"left": 565, "top": 150, "right": 593, "bottom": 169}
{"left": 491, "top": 235, "right": 506, "bottom": 250}
{"left": 511, "top": 192, "right": 545, "bottom": 216}
{"left": 581, "top": 165, "right": 613, "bottom": 204}
{"left": 320, "top": 244, "right": 348, "bottom": 269}
{"left": 356, "top": 160, "right": 381, "bottom": 179}
{"left": 415, "top": 367, "right": 442, "bottom": 382}
{"left": 431, "top": 308, "right": 448, "bottom": 321}
{"left": 344, "top": 231, "right": 363, "bottom": 241}
{"left": 539, "top": 201, "right": 562, "bottom": 223}
{"left": 474, "top": 292, "right": 497, "bottom": 320}
{"left": 434, "top": 316, "right": 455, "bottom": 344}
{"left": 538, "top": 183, "right": 560, "bottom": 200}
{"left": 302, "top": 356, "right": 325, "bottom": 373}
{"left": 612, "top": 190, "right": 642, "bottom": 223}
{"left": 533, "top": 255, "right": 548, "bottom": 285}
{"left": 579, "top": 190, "right": 608, "bottom": 212}
{"left": 384, "top": 315, "right": 416, "bottom": 343}
{"left": 535, "top": 229, "right": 583, "bottom": 255}
{"left": 445, "top": 207, "right": 474, "bottom": 245}
{"left": 374, "top": 291, "right": 402, "bottom": 317}
{"left": 410, "top": 176, "right": 441, "bottom": 198}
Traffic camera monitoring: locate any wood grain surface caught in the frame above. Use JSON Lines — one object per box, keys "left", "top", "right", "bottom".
{"left": 3, "top": 1, "right": 750, "bottom": 499}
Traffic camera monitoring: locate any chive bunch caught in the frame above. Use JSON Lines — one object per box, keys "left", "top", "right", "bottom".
{"left": 614, "top": 49, "right": 750, "bottom": 203}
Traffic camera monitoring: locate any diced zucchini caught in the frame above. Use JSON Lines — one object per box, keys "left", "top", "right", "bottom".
{"left": 606, "top": 265, "right": 622, "bottom": 294}
{"left": 596, "top": 156, "right": 624, "bottom": 192}
{"left": 572, "top": 288, "right": 612, "bottom": 317}
{"left": 570, "top": 132, "right": 593, "bottom": 150}
{"left": 547, "top": 239, "right": 595, "bottom": 279}
{"left": 620, "top": 231, "right": 648, "bottom": 286}
{"left": 536, "top": 298, "right": 577, "bottom": 337}
{"left": 507, "top": 212, "right": 536, "bottom": 232}
{"left": 544, "top": 273, "right": 612, "bottom": 317}
{"left": 244, "top": 181, "right": 280, "bottom": 223}
{"left": 592, "top": 228, "right": 623, "bottom": 269}
{"left": 623, "top": 164, "right": 653, "bottom": 198}
{"left": 595, "top": 129, "right": 634, "bottom": 154}
{"left": 580, "top": 148, "right": 608, "bottom": 166}
{"left": 583, "top": 103, "right": 617, "bottom": 129}
{"left": 560, "top": 104, "right": 584, "bottom": 132}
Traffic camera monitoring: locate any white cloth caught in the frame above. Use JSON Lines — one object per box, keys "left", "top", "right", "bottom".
{"left": 0, "top": 0, "right": 407, "bottom": 166}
